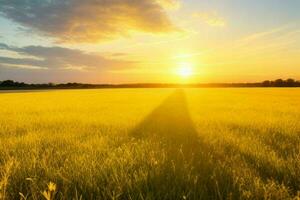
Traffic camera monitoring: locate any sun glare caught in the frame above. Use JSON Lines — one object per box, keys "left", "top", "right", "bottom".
{"left": 177, "top": 62, "right": 194, "bottom": 78}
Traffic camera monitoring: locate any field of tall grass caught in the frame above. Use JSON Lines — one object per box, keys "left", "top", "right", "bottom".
{"left": 0, "top": 88, "right": 300, "bottom": 199}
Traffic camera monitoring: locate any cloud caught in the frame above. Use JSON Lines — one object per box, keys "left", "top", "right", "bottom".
{"left": 0, "top": 64, "right": 96, "bottom": 83}
{"left": 193, "top": 11, "right": 226, "bottom": 27}
{"left": 156, "top": 0, "right": 181, "bottom": 10}
{"left": 0, "top": 0, "right": 179, "bottom": 43}
{"left": 0, "top": 43, "right": 137, "bottom": 83}
{"left": 238, "top": 25, "right": 292, "bottom": 44}
{"left": 0, "top": 43, "right": 133, "bottom": 72}
{"left": 0, "top": 43, "right": 9, "bottom": 50}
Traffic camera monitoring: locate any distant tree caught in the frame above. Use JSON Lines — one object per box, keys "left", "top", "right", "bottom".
{"left": 0, "top": 80, "right": 16, "bottom": 87}
{"left": 274, "top": 79, "right": 284, "bottom": 87}
{"left": 286, "top": 78, "right": 295, "bottom": 87}
{"left": 262, "top": 80, "right": 271, "bottom": 87}
{"left": 47, "top": 83, "right": 55, "bottom": 87}
{"left": 18, "top": 82, "right": 26, "bottom": 87}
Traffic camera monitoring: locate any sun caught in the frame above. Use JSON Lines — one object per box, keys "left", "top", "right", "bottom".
{"left": 177, "top": 62, "right": 194, "bottom": 78}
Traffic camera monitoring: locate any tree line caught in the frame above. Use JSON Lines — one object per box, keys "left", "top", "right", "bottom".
{"left": 0, "top": 79, "right": 300, "bottom": 89}
{"left": 261, "top": 79, "right": 300, "bottom": 87}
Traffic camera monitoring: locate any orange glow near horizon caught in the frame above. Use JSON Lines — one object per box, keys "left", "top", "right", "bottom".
{"left": 1, "top": 0, "right": 300, "bottom": 84}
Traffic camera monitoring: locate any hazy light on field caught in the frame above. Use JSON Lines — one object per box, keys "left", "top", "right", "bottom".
{"left": 1, "top": 89, "right": 300, "bottom": 199}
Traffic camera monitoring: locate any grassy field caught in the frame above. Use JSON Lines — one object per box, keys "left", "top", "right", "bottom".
{"left": 0, "top": 88, "right": 300, "bottom": 200}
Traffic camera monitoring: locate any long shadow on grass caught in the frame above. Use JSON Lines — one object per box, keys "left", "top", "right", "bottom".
{"left": 126, "top": 90, "right": 238, "bottom": 199}
{"left": 130, "top": 89, "right": 199, "bottom": 155}
{"left": 222, "top": 123, "right": 300, "bottom": 192}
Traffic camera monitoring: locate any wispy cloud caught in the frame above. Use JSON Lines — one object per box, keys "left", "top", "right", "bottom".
{"left": 156, "top": 0, "right": 181, "bottom": 10}
{"left": 0, "top": 43, "right": 138, "bottom": 83}
{"left": 236, "top": 24, "right": 293, "bottom": 46}
{"left": 0, "top": 0, "right": 179, "bottom": 43}
{"left": 193, "top": 11, "right": 226, "bottom": 27}
{"left": 203, "top": 24, "right": 300, "bottom": 67}
{"left": 0, "top": 43, "right": 134, "bottom": 71}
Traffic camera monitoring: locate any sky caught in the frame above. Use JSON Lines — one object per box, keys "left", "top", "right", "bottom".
{"left": 0, "top": 0, "right": 300, "bottom": 84}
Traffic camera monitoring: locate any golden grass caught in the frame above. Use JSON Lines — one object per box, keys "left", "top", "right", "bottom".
{"left": 0, "top": 88, "right": 300, "bottom": 199}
